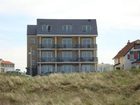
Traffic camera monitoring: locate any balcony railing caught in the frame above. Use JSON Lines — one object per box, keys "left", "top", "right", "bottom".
{"left": 39, "top": 44, "right": 55, "bottom": 48}
{"left": 38, "top": 44, "right": 97, "bottom": 48}
{"left": 39, "top": 57, "right": 98, "bottom": 62}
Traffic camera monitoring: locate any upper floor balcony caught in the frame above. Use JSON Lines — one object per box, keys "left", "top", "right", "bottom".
{"left": 38, "top": 44, "right": 97, "bottom": 49}
{"left": 39, "top": 57, "right": 98, "bottom": 62}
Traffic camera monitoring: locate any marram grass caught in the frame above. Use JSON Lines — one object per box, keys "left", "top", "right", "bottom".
{"left": 0, "top": 70, "right": 140, "bottom": 105}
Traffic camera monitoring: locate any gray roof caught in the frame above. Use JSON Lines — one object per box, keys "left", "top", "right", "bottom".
{"left": 27, "top": 19, "right": 98, "bottom": 35}
{"left": 27, "top": 25, "right": 37, "bottom": 35}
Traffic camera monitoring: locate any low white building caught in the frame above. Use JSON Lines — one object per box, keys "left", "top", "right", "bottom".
{"left": 113, "top": 40, "right": 140, "bottom": 70}
{"left": 97, "top": 63, "right": 113, "bottom": 72}
{"left": 0, "top": 59, "right": 15, "bottom": 72}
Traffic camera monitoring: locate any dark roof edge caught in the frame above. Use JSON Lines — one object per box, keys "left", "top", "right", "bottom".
{"left": 37, "top": 18, "right": 96, "bottom": 20}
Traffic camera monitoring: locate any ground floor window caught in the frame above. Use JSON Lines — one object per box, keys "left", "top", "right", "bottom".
{"left": 59, "top": 65, "right": 76, "bottom": 73}
{"left": 41, "top": 65, "right": 54, "bottom": 74}
{"left": 81, "top": 64, "right": 94, "bottom": 72}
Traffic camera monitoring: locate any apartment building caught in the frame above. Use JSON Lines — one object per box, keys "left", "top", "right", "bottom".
{"left": 27, "top": 19, "right": 98, "bottom": 76}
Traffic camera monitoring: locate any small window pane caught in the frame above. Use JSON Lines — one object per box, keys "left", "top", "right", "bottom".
{"left": 42, "top": 25, "right": 51, "bottom": 32}
{"left": 62, "top": 25, "right": 72, "bottom": 32}
{"left": 62, "top": 38, "right": 72, "bottom": 47}
{"left": 82, "top": 25, "right": 92, "bottom": 32}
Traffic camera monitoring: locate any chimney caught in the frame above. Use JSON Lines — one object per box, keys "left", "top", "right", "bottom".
{"left": 127, "top": 40, "right": 130, "bottom": 44}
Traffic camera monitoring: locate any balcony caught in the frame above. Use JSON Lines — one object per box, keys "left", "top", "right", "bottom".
{"left": 38, "top": 44, "right": 55, "bottom": 48}
{"left": 38, "top": 44, "right": 97, "bottom": 48}
{"left": 39, "top": 57, "right": 98, "bottom": 62}
{"left": 41, "top": 57, "right": 56, "bottom": 62}
{"left": 79, "top": 57, "right": 98, "bottom": 62}
{"left": 80, "top": 44, "right": 97, "bottom": 48}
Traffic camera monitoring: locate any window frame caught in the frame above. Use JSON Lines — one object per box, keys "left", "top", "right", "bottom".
{"left": 82, "top": 25, "right": 92, "bottom": 32}
{"left": 62, "top": 25, "right": 72, "bottom": 32}
{"left": 42, "top": 24, "right": 52, "bottom": 32}
{"left": 62, "top": 38, "right": 72, "bottom": 47}
{"left": 42, "top": 37, "right": 53, "bottom": 47}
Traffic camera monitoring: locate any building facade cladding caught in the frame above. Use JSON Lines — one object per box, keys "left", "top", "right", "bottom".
{"left": 27, "top": 19, "right": 98, "bottom": 76}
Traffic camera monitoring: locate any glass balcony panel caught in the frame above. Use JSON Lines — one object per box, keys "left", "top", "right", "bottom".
{"left": 39, "top": 44, "right": 97, "bottom": 48}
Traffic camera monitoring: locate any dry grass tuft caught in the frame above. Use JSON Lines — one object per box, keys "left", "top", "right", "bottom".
{"left": 0, "top": 69, "right": 140, "bottom": 105}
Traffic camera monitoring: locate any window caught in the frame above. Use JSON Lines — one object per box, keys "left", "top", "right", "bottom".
{"left": 81, "top": 64, "right": 93, "bottom": 72}
{"left": 134, "top": 51, "right": 138, "bottom": 59}
{"left": 47, "top": 26, "right": 51, "bottom": 32}
{"left": 30, "top": 38, "right": 35, "bottom": 44}
{"left": 82, "top": 25, "right": 92, "bottom": 32}
{"left": 42, "top": 25, "right": 51, "bottom": 32}
{"left": 81, "top": 38, "right": 92, "bottom": 47}
{"left": 62, "top": 25, "right": 72, "bottom": 32}
{"left": 42, "top": 51, "right": 53, "bottom": 61}
{"left": 61, "top": 65, "right": 74, "bottom": 73}
{"left": 62, "top": 38, "right": 72, "bottom": 47}
{"left": 127, "top": 54, "right": 130, "bottom": 59}
{"left": 81, "top": 51, "right": 92, "bottom": 60}
{"left": 134, "top": 44, "right": 140, "bottom": 49}
{"left": 62, "top": 51, "right": 72, "bottom": 61}
{"left": 41, "top": 65, "right": 54, "bottom": 74}
{"left": 130, "top": 51, "right": 134, "bottom": 60}
{"left": 42, "top": 38, "right": 53, "bottom": 48}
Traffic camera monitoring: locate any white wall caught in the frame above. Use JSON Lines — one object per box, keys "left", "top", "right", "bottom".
{"left": 124, "top": 52, "right": 132, "bottom": 70}
{"left": 4, "top": 67, "right": 15, "bottom": 72}
{"left": 98, "top": 64, "right": 113, "bottom": 72}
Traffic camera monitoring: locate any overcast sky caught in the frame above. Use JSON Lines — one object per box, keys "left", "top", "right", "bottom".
{"left": 0, "top": 0, "right": 140, "bottom": 71}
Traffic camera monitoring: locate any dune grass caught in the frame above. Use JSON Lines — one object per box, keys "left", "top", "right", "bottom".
{"left": 0, "top": 70, "right": 140, "bottom": 105}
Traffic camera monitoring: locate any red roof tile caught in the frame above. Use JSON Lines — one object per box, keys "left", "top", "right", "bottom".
{"left": 113, "top": 40, "right": 140, "bottom": 59}
{"left": 1, "top": 61, "right": 14, "bottom": 65}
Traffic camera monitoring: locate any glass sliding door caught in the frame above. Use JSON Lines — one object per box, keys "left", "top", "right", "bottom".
{"left": 81, "top": 64, "right": 93, "bottom": 72}
{"left": 61, "top": 65, "right": 75, "bottom": 73}
{"left": 62, "top": 51, "right": 72, "bottom": 61}
{"left": 42, "top": 38, "right": 53, "bottom": 48}
{"left": 41, "top": 65, "right": 54, "bottom": 75}
{"left": 81, "top": 51, "right": 93, "bottom": 61}
{"left": 42, "top": 51, "right": 54, "bottom": 62}
{"left": 81, "top": 38, "right": 92, "bottom": 48}
{"left": 62, "top": 38, "right": 72, "bottom": 48}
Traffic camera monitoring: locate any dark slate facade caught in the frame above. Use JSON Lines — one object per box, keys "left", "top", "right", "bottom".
{"left": 27, "top": 25, "right": 37, "bottom": 35}
{"left": 27, "top": 19, "right": 98, "bottom": 35}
